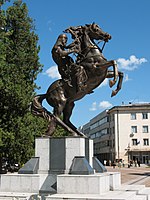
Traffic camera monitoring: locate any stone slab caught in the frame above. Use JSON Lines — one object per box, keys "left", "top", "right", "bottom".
{"left": 69, "top": 156, "right": 94, "bottom": 175}
{"left": 18, "top": 157, "right": 39, "bottom": 174}
{"left": 0, "top": 173, "right": 40, "bottom": 193}
{"left": 138, "top": 187, "right": 150, "bottom": 194}
{"left": 0, "top": 191, "right": 147, "bottom": 200}
{"left": 39, "top": 174, "right": 57, "bottom": 194}
{"left": 0, "top": 173, "right": 49, "bottom": 193}
{"left": 45, "top": 191, "right": 139, "bottom": 200}
{"left": 35, "top": 138, "right": 50, "bottom": 173}
{"left": 57, "top": 173, "right": 110, "bottom": 195}
{"left": 138, "top": 187, "right": 150, "bottom": 200}
{"left": 119, "top": 185, "right": 146, "bottom": 193}
{"left": 93, "top": 157, "right": 107, "bottom": 173}
{"left": 107, "top": 172, "right": 121, "bottom": 190}
{"left": 0, "top": 192, "right": 38, "bottom": 200}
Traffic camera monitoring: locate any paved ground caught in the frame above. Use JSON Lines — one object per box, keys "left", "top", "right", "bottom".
{"left": 106, "top": 164, "right": 150, "bottom": 187}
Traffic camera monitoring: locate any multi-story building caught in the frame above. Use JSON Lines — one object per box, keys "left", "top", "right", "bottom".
{"left": 80, "top": 103, "right": 150, "bottom": 164}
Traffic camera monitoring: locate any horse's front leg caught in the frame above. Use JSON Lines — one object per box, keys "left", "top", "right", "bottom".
{"left": 95, "top": 60, "right": 118, "bottom": 87}
{"left": 108, "top": 60, "right": 118, "bottom": 88}
{"left": 106, "top": 70, "right": 124, "bottom": 97}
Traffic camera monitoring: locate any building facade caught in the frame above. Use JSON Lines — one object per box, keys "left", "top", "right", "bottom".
{"left": 80, "top": 103, "right": 150, "bottom": 164}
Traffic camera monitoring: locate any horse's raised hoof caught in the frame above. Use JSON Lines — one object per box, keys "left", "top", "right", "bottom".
{"left": 109, "top": 80, "right": 115, "bottom": 88}
{"left": 111, "top": 90, "right": 117, "bottom": 97}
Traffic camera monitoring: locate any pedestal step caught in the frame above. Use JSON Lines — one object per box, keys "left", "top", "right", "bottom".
{"left": 57, "top": 174, "right": 110, "bottom": 195}
{"left": 0, "top": 173, "right": 51, "bottom": 193}
{"left": 45, "top": 191, "right": 147, "bottom": 200}
{"left": 138, "top": 187, "right": 150, "bottom": 199}
{"left": 0, "top": 192, "right": 38, "bottom": 200}
{"left": 56, "top": 172, "right": 121, "bottom": 195}
{"left": 0, "top": 174, "right": 40, "bottom": 193}
{"left": 118, "top": 184, "right": 146, "bottom": 193}
{"left": 0, "top": 190, "right": 148, "bottom": 200}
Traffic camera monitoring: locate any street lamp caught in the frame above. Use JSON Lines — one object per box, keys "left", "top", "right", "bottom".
{"left": 125, "top": 144, "right": 130, "bottom": 167}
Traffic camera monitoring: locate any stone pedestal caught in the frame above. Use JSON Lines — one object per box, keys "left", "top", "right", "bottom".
{"left": 0, "top": 136, "right": 124, "bottom": 200}
{"left": 35, "top": 137, "right": 93, "bottom": 174}
{"left": 0, "top": 137, "right": 96, "bottom": 195}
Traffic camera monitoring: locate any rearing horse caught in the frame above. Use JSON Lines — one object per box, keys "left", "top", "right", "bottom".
{"left": 31, "top": 23, "right": 123, "bottom": 137}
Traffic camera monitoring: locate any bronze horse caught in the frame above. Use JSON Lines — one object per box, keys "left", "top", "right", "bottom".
{"left": 31, "top": 23, "right": 123, "bottom": 137}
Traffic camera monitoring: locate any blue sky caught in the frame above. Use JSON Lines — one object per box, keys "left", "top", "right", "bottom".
{"left": 4, "top": 0, "right": 150, "bottom": 128}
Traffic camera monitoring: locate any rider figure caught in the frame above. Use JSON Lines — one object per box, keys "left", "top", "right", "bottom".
{"left": 51, "top": 33, "right": 87, "bottom": 92}
{"left": 51, "top": 34, "right": 73, "bottom": 87}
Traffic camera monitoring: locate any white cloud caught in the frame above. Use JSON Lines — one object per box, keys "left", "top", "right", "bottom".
{"left": 124, "top": 74, "right": 131, "bottom": 82}
{"left": 89, "top": 102, "right": 97, "bottom": 111}
{"left": 99, "top": 101, "right": 112, "bottom": 109}
{"left": 89, "top": 101, "right": 112, "bottom": 111}
{"left": 117, "top": 55, "right": 147, "bottom": 71}
{"left": 45, "top": 66, "right": 61, "bottom": 79}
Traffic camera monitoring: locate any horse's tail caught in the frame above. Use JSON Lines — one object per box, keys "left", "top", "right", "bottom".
{"left": 31, "top": 94, "right": 53, "bottom": 122}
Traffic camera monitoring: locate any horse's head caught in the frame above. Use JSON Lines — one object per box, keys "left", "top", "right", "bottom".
{"left": 85, "top": 23, "right": 111, "bottom": 42}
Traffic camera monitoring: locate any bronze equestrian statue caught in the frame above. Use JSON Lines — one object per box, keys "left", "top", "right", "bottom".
{"left": 31, "top": 23, "right": 123, "bottom": 137}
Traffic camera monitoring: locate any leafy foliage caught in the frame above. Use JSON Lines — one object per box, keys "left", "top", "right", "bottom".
{"left": 0, "top": 0, "right": 68, "bottom": 167}
{"left": 0, "top": 0, "right": 47, "bottom": 166}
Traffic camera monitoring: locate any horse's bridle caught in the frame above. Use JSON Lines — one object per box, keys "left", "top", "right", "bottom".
{"left": 89, "top": 25, "right": 108, "bottom": 42}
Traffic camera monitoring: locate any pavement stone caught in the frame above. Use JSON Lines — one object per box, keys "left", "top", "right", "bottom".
{"left": 106, "top": 165, "right": 150, "bottom": 187}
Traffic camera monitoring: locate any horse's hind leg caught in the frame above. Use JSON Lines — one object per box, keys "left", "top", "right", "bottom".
{"left": 63, "top": 102, "right": 76, "bottom": 132}
{"left": 46, "top": 100, "right": 67, "bottom": 136}
{"left": 63, "top": 102, "right": 85, "bottom": 136}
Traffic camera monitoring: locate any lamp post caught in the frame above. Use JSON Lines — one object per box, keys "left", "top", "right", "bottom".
{"left": 125, "top": 144, "right": 130, "bottom": 167}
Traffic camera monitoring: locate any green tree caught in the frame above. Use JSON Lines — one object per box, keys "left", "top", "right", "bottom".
{"left": 0, "top": 0, "right": 47, "bottom": 166}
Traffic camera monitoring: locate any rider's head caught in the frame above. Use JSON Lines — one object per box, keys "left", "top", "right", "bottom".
{"left": 58, "top": 34, "right": 68, "bottom": 46}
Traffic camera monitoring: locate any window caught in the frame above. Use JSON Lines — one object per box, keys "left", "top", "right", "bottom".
{"left": 90, "top": 133, "right": 96, "bottom": 139}
{"left": 131, "top": 126, "right": 137, "bottom": 133}
{"left": 143, "top": 139, "right": 149, "bottom": 146}
{"left": 131, "top": 113, "right": 136, "bottom": 120}
{"left": 113, "top": 139, "right": 115, "bottom": 147}
{"left": 142, "top": 113, "right": 148, "bottom": 119}
{"left": 90, "top": 117, "right": 108, "bottom": 130}
{"left": 132, "top": 139, "right": 137, "bottom": 145}
{"left": 90, "top": 121, "right": 99, "bottom": 129}
{"left": 94, "top": 128, "right": 108, "bottom": 138}
{"left": 111, "top": 114, "right": 114, "bottom": 121}
{"left": 143, "top": 126, "right": 149, "bottom": 133}
{"left": 113, "top": 127, "right": 115, "bottom": 134}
